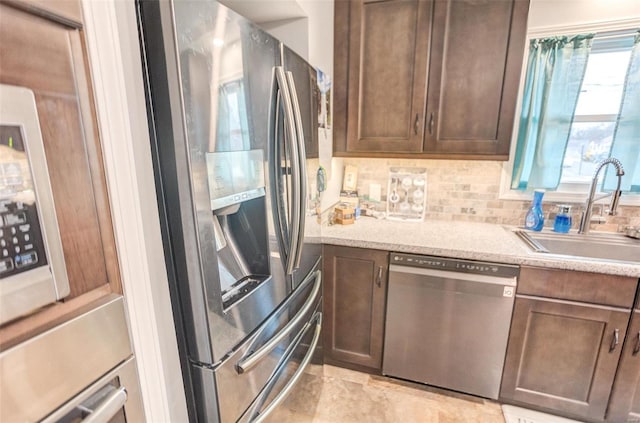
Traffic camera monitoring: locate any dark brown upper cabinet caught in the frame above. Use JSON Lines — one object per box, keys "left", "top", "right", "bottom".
{"left": 333, "top": 0, "right": 530, "bottom": 160}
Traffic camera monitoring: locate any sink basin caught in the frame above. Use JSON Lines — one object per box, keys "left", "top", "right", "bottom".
{"left": 514, "top": 229, "right": 640, "bottom": 263}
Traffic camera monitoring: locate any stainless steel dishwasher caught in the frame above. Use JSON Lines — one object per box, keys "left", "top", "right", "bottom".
{"left": 382, "top": 253, "right": 519, "bottom": 399}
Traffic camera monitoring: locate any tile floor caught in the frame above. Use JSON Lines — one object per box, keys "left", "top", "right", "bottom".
{"left": 265, "top": 364, "right": 505, "bottom": 423}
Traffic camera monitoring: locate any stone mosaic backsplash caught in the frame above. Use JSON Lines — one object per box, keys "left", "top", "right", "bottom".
{"left": 335, "top": 158, "right": 640, "bottom": 231}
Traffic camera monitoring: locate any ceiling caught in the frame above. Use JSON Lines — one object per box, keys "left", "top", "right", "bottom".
{"left": 219, "top": 0, "right": 308, "bottom": 23}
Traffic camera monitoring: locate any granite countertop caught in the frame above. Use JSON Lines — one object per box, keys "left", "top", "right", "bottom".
{"left": 321, "top": 218, "right": 640, "bottom": 278}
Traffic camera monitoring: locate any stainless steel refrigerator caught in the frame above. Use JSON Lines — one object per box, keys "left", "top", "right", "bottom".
{"left": 137, "top": 1, "right": 322, "bottom": 421}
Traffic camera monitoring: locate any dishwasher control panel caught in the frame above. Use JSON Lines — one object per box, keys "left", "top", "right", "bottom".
{"left": 391, "top": 253, "right": 519, "bottom": 278}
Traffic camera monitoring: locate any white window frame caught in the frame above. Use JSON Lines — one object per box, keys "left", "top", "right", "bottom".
{"left": 499, "top": 17, "right": 640, "bottom": 206}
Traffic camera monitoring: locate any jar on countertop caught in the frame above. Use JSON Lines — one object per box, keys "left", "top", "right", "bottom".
{"left": 553, "top": 205, "right": 572, "bottom": 233}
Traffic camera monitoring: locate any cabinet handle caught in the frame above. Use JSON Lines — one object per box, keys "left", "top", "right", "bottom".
{"left": 610, "top": 328, "right": 619, "bottom": 352}
{"left": 376, "top": 266, "right": 383, "bottom": 288}
{"left": 428, "top": 112, "right": 434, "bottom": 135}
{"left": 633, "top": 331, "right": 640, "bottom": 356}
{"left": 414, "top": 114, "right": 419, "bottom": 135}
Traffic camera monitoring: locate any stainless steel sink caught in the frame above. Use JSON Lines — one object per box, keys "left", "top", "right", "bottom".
{"left": 514, "top": 229, "right": 640, "bottom": 263}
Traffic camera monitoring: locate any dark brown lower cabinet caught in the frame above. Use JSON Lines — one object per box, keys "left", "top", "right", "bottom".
{"left": 500, "top": 296, "right": 630, "bottom": 421}
{"left": 322, "top": 245, "right": 388, "bottom": 372}
{"left": 606, "top": 309, "right": 640, "bottom": 422}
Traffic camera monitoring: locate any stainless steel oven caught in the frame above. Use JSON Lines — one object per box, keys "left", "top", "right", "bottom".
{"left": 0, "top": 295, "right": 144, "bottom": 422}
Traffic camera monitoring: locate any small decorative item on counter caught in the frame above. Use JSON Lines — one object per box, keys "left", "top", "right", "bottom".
{"left": 386, "top": 167, "right": 427, "bottom": 221}
{"left": 553, "top": 205, "right": 572, "bottom": 233}
{"left": 334, "top": 203, "right": 355, "bottom": 225}
{"left": 342, "top": 165, "right": 358, "bottom": 192}
{"left": 339, "top": 189, "right": 359, "bottom": 209}
{"left": 524, "top": 189, "right": 545, "bottom": 231}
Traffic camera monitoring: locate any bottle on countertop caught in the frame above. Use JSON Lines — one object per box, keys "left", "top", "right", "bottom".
{"left": 553, "top": 205, "right": 572, "bottom": 233}
{"left": 524, "top": 189, "right": 545, "bottom": 231}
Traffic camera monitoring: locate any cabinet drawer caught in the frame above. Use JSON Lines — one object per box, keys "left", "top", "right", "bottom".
{"left": 518, "top": 266, "right": 638, "bottom": 308}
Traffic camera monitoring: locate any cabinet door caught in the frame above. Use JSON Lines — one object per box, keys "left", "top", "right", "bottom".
{"left": 323, "top": 245, "right": 388, "bottom": 371}
{"left": 500, "top": 296, "right": 629, "bottom": 421}
{"left": 337, "top": 0, "right": 432, "bottom": 153}
{"left": 424, "top": 0, "right": 529, "bottom": 157}
{"left": 607, "top": 309, "right": 640, "bottom": 422}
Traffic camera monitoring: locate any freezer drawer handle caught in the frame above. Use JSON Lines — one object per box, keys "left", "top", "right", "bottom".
{"left": 236, "top": 269, "right": 321, "bottom": 374}
{"left": 249, "top": 312, "right": 322, "bottom": 423}
{"left": 610, "top": 328, "right": 620, "bottom": 352}
{"left": 633, "top": 331, "right": 640, "bottom": 356}
{"left": 80, "top": 386, "right": 127, "bottom": 423}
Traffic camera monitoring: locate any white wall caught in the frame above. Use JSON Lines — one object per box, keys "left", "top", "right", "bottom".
{"left": 529, "top": 0, "right": 640, "bottom": 30}
{"left": 261, "top": 18, "right": 310, "bottom": 59}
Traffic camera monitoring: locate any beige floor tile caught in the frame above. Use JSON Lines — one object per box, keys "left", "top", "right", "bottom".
{"left": 267, "top": 364, "right": 505, "bottom": 423}
{"left": 322, "top": 364, "right": 371, "bottom": 384}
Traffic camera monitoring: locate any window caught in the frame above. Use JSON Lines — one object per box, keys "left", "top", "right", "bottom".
{"left": 560, "top": 33, "right": 634, "bottom": 186}
{"left": 503, "top": 28, "right": 640, "bottom": 204}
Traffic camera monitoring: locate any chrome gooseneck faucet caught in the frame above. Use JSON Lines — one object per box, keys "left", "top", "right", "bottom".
{"left": 578, "top": 157, "right": 625, "bottom": 234}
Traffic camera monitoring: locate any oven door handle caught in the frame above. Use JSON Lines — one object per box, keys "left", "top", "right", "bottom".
{"left": 236, "top": 269, "right": 321, "bottom": 374}
{"left": 81, "top": 386, "right": 128, "bottom": 423}
{"left": 248, "top": 312, "right": 322, "bottom": 423}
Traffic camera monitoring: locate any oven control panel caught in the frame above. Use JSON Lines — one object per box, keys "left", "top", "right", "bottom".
{"left": 0, "top": 199, "right": 47, "bottom": 277}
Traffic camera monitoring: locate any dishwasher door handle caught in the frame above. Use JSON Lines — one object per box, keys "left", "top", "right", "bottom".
{"left": 389, "top": 264, "right": 517, "bottom": 287}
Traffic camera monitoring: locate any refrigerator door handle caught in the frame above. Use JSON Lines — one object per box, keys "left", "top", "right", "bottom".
{"left": 246, "top": 312, "right": 322, "bottom": 423}
{"left": 284, "top": 71, "right": 307, "bottom": 271}
{"left": 271, "top": 84, "right": 290, "bottom": 264}
{"left": 235, "top": 269, "right": 321, "bottom": 374}
{"left": 273, "top": 66, "right": 301, "bottom": 276}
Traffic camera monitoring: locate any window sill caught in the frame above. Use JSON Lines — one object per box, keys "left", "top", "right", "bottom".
{"left": 499, "top": 186, "right": 640, "bottom": 207}
{"left": 499, "top": 166, "right": 640, "bottom": 206}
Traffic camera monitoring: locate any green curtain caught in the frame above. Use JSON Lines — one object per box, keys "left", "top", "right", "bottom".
{"left": 511, "top": 34, "right": 594, "bottom": 190}
{"left": 604, "top": 30, "right": 640, "bottom": 193}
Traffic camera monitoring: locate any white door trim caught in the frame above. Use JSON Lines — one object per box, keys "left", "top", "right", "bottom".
{"left": 80, "top": 1, "right": 188, "bottom": 421}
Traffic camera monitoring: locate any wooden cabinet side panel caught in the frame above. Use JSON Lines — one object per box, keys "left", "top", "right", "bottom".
{"left": 518, "top": 266, "right": 638, "bottom": 308}
{"left": 323, "top": 245, "right": 388, "bottom": 370}
{"left": 501, "top": 297, "right": 629, "bottom": 421}
{"left": 606, "top": 310, "right": 640, "bottom": 422}
{"left": 68, "top": 32, "right": 122, "bottom": 295}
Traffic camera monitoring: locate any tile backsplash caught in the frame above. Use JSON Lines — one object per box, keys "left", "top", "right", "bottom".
{"left": 331, "top": 158, "right": 640, "bottom": 230}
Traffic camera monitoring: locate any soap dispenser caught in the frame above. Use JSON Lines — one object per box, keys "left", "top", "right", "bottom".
{"left": 524, "top": 189, "right": 545, "bottom": 231}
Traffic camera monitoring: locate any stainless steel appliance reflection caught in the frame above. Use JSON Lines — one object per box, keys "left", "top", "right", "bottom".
{"left": 383, "top": 253, "right": 519, "bottom": 400}
{"left": 138, "top": 1, "right": 322, "bottom": 421}
{"left": 0, "top": 295, "right": 144, "bottom": 422}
